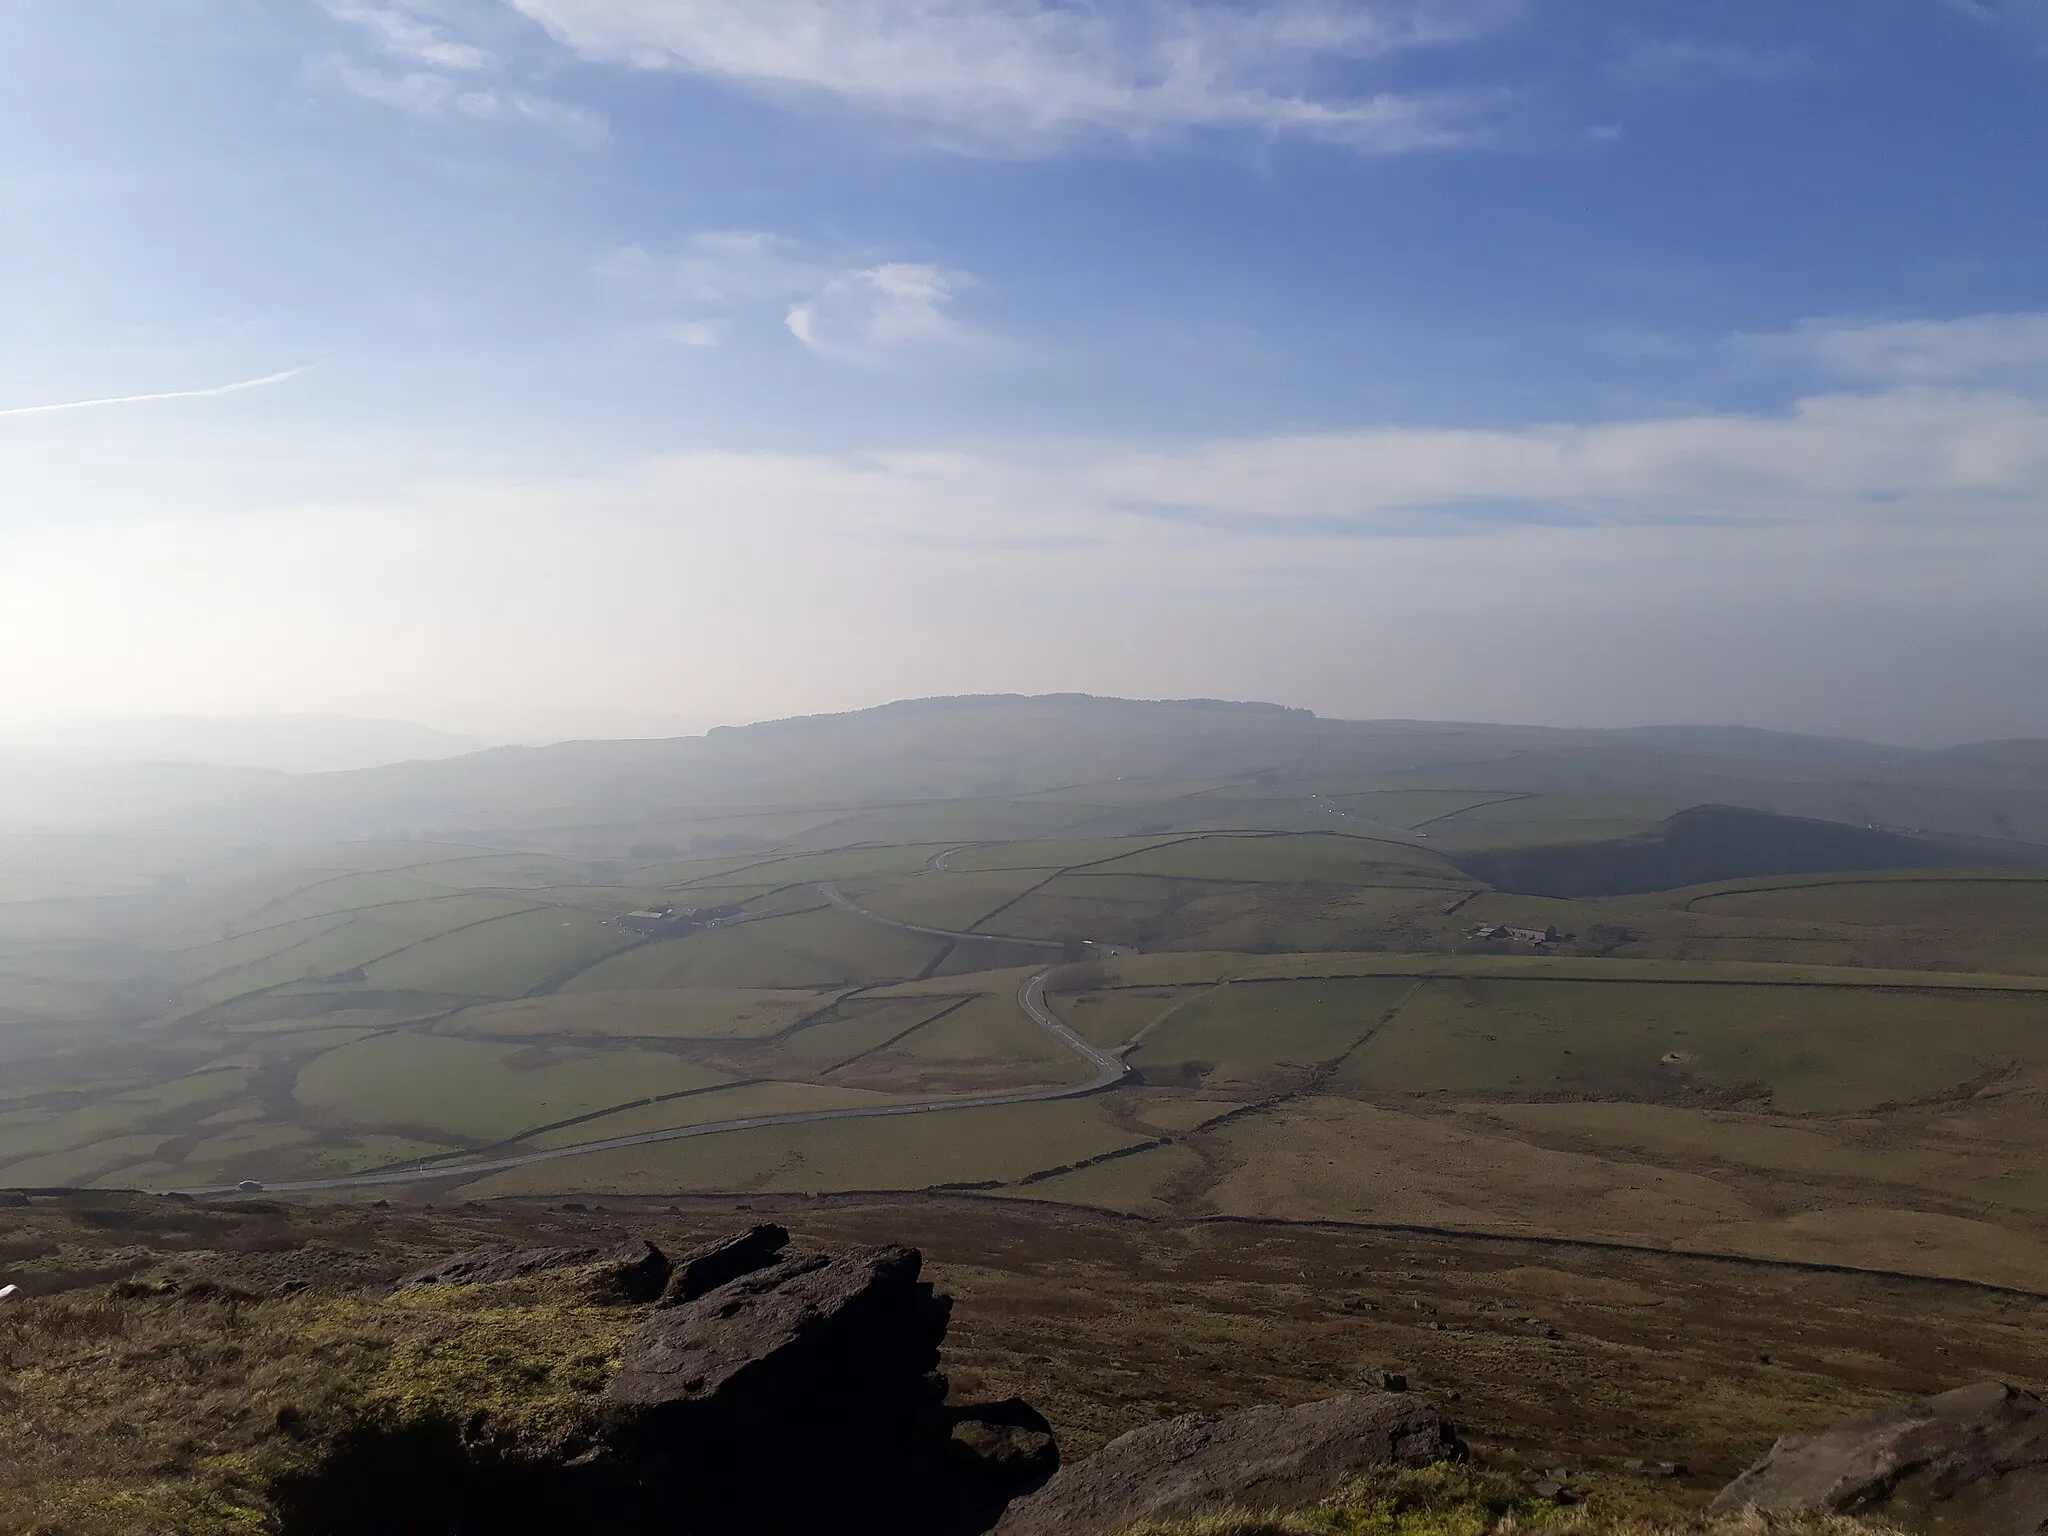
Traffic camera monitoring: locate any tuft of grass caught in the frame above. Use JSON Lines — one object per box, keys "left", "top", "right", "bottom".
{"left": 1112, "top": 1465, "right": 1565, "bottom": 1536}
{"left": 1109, "top": 1467, "right": 1896, "bottom": 1536}
{"left": 0, "top": 1280, "right": 638, "bottom": 1536}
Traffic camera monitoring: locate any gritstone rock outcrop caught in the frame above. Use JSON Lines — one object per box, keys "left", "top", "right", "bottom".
{"left": 287, "top": 1233, "right": 1055, "bottom": 1536}
{"left": 602, "top": 1239, "right": 1052, "bottom": 1533}
{"left": 993, "top": 1392, "right": 1466, "bottom": 1536}
{"left": 1712, "top": 1382, "right": 2048, "bottom": 1536}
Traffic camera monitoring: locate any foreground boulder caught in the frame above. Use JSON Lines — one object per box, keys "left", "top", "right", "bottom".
{"left": 281, "top": 1235, "right": 1056, "bottom": 1535}
{"left": 1713, "top": 1382, "right": 2048, "bottom": 1536}
{"left": 602, "top": 1242, "right": 1052, "bottom": 1529}
{"left": 994, "top": 1393, "right": 1464, "bottom": 1536}
{"left": 606, "top": 1243, "right": 949, "bottom": 1428}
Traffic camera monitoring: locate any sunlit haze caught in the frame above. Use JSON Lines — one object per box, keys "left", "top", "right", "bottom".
{"left": 5, "top": 1, "right": 2047, "bottom": 746}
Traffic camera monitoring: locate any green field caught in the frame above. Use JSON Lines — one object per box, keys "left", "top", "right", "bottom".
{"left": 773, "top": 996, "right": 962, "bottom": 1067}
{"left": 1127, "top": 976, "right": 1419, "bottom": 1089}
{"left": 353, "top": 907, "right": 633, "bottom": 997}
{"left": 1335, "top": 977, "right": 2048, "bottom": 1112}
{"left": 568, "top": 908, "right": 945, "bottom": 990}
{"left": 1049, "top": 984, "right": 1214, "bottom": 1048}
{"left": 874, "top": 991, "right": 1083, "bottom": 1082}
{"left": 843, "top": 867, "right": 1057, "bottom": 931}
{"left": 293, "top": 1033, "right": 734, "bottom": 1143}
{"left": 450, "top": 1096, "right": 1150, "bottom": 1199}
{"left": 446, "top": 988, "right": 840, "bottom": 1042}
{"left": 1388, "top": 790, "right": 1686, "bottom": 851}
{"left": 521, "top": 1080, "right": 913, "bottom": 1149}
{"left": 1080, "top": 832, "right": 1458, "bottom": 883}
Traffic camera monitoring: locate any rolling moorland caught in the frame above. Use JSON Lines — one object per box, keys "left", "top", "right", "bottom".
{"left": 6, "top": 695, "right": 2048, "bottom": 1530}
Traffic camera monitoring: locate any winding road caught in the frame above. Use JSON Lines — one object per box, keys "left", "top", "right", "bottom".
{"left": 178, "top": 897, "right": 1134, "bottom": 1198}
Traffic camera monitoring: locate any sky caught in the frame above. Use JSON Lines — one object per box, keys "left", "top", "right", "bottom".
{"left": 2, "top": 1, "right": 2046, "bottom": 747}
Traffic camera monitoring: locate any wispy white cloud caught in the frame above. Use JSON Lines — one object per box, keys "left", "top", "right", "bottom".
{"left": 505, "top": 0, "right": 1515, "bottom": 154}
{"left": 453, "top": 84, "right": 610, "bottom": 144}
{"left": 787, "top": 263, "right": 967, "bottom": 363}
{"left": 602, "top": 234, "right": 975, "bottom": 362}
{"left": 1610, "top": 36, "right": 1806, "bottom": 89}
{"left": 323, "top": 2, "right": 497, "bottom": 70}
{"left": 673, "top": 230, "right": 828, "bottom": 303}
{"left": 598, "top": 231, "right": 834, "bottom": 300}
{"left": 1741, "top": 312, "right": 2048, "bottom": 383}
{"left": 314, "top": 2, "right": 607, "bottom": 143}
{"left": 1946, "top": 0, "right": 2048, "bottom": 47}
{"left": 0, "top": 367, "right": 314, "bottom": 421}
{"left": 1077, "top": 386, "right": 2048, "bottom": 530}
{"left": 316, "top": 56, "right": 609, "bottom": 143}
{"left": 319, "top": 56, "right": 463, "bottom": 113}
{"left": 659, "top": 318, "right": 730, "bottom": 347}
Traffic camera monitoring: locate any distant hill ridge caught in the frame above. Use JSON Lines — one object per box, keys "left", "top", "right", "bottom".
{"left": 0, "top": 713, "right": 486, "bottom": 775}
{"left": 0, "top": 693, "right": 2044, "bottom": 855}
{"left": 705, "top": 693, "right": 1316, "bottom": 732}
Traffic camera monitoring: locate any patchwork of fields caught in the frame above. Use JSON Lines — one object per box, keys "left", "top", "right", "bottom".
{"left": 3, "top": 776, "right": 2047, "bottom": 1289}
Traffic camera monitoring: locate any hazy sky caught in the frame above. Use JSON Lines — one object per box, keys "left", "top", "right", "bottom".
{"left": 3, "top": 1, "right": 2046, "bottom": 745}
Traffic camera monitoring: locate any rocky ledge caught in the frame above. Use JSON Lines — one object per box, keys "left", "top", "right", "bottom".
{"left": 995, "top": 1392, "right": 1467, "bottom": 1536}
{"left": 23, "top": 1202, "right": 2032, "bottom": 1536}
{"left": 281, "top": 1224, "right": 1057, "bottom": 1536}
{"left": 1713, "top": 1381, "right": 2048, "bottom": 1536}
{"left": 274, "top": 1222, "right": 1477, "bottom": 1536}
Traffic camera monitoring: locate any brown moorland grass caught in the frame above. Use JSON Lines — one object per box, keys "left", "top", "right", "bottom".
{"left": 1114, "top": 1473, "right": 1889, "bottom": 1536}
{"left": 0, "top": 1281, "right": 636, "bottom": 1536}
{"left": 2, "top": 1191, "right": 2042, "bottom": 1533}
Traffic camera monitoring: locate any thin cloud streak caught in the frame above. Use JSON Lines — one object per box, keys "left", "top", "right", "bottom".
{"left": 508, "top": 0, "right": 1513, "bottom": 154}
{"left": 0, "top": 367, "right": 316, "bottom": 421}
{"left": 1741, "top": 313, "right": 2048, "bottom": 383}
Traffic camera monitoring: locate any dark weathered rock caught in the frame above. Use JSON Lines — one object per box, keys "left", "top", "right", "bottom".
{"left": 1712, "top": 1382, "right": 2048, "bottom": 1536}
{"left": 993, "top": 1393, "right": 1464, "bottom": 1536}
{"left": 288, "top": 1235, "right": 1042, "bottom": 1535}
{"left": 608, "top": 1245, "right": 947, "bottom": 1416}
{"left": 952, "top": 1417, "right": 1057, "bottom": 1477}
{"left": 946, "top": 1400, "right": 1061, "bottom": 1534}
{"left": 1625, "top": 1458, "right": 1687, "bottom": 1478}
{"left": 602, "top": 1244, "right": 962, "bottom": 1531}
{"left": 655, "top": 1223, "right": 788, "bottom": 1307}
{"left": 395, "top": 1238, "right": 670, "bottom": 1303}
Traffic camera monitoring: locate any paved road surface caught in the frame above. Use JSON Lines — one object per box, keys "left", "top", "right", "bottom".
{"left": 1017, "top": 968, "right": 1129, "bottom": 1089}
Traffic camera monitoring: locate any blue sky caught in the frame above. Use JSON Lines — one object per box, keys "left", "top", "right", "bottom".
{"left": 3, "top": 1, "right": 2046, "bottom": 743}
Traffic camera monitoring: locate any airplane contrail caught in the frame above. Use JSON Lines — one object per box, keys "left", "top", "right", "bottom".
{"left": 0, "top": 365, "right": 315, "bottom": 420}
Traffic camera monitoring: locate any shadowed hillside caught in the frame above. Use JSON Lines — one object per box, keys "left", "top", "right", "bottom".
{"left": 1451, "top": 806, "right": 1978, "bottom": 898}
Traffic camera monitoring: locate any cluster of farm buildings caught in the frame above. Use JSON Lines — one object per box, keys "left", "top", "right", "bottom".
{"left": 1467, "top": 922, "right": 1565, "bottom": 948}
{"left": 615, "top": 902, "right": 743, "bottom": 937}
